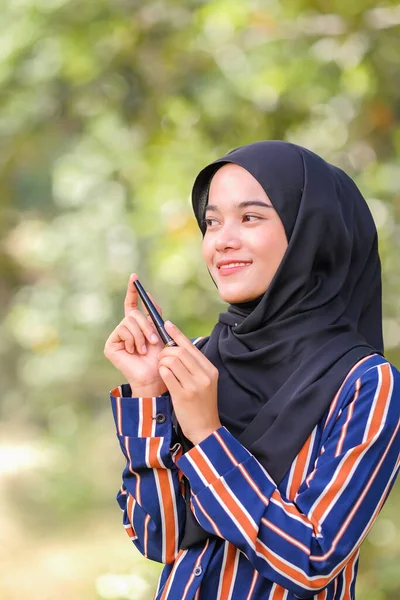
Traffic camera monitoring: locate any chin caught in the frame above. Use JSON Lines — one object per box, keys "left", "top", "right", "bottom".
{"left": 218, "top": 287, "right": 258, "bottom": 304}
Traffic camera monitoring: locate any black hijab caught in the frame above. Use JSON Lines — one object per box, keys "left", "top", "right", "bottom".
{"left": 178, "top": 140, "right": 383, "bottom": 549}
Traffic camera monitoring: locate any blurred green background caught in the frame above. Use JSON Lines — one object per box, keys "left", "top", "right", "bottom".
{"left": 1, "top": 1, "right": 399, "bottom": 599}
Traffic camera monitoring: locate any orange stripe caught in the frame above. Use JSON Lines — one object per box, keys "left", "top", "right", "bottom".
{"left": 189, "top": 446, "right": 218, "bottom": 485}
{"left": 364, "top": 363, "right": 391, "bottom": 441}
{"left": 255, "top": 539, "right": 334, "bottom": 590}
{"left": 311, "top": 363, "right": 392, "bottom": 525}
{"left": 287, "top": 432, "right": 313, "bottom": 500}
{"left": 271, "top": 582, "right": 287, "bottom": 600}
{"left": 111, "top": 386, "right": 121, "bottom": 397}
{"left": 315, "top": 588, "right": 328, "bottom": 600}
{"left": 148, "top": 438, "right": 163, "bottom": 467}
{"left": 125, "top": 494, "right": 136, "bottom": 539}
{"left": 218, "top": 543, "right": 238, "bottom": 600}
{"left": 213, "top": 479, "right": 257, "bottom": 544}
{"left": 125, "top": 525, "right": 136, "bottom": 539}
{"left": 127, "top": 493, "right": 134, "bottom": 522}
{"left": 341, "top": 550, "right": 358, "bottom": 600}
{"left": 156, "top": 469, "right": 177, "bottom": 563}
{"left": 141, "top": 397, "right": 154, "bottom": 437}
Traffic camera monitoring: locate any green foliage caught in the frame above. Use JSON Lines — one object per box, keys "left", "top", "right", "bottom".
{"left": 0, "top": 1, "right": 399, "bottom": 598}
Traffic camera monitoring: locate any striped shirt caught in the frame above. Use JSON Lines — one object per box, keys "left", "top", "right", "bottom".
{"left": 110, "top": 351, "right": 400, "bottom": 600}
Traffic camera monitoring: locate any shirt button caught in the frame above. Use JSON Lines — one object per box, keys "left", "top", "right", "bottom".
{"left": 155, "top": 413, "right": 166, "bottom": 424}
{"left": 193, "top": 566, "right": 202, "bottom": 577}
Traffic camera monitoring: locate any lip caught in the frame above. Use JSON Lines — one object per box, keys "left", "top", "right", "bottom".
{"left": 217, "top": 262, "right": 252, "bottom": 276}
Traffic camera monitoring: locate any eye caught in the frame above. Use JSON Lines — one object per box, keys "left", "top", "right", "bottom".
{"left": 243, "top": 214, "right": 260, "bottom": 222}
{"left": 203, "top": 217, "right": 219, "bottom": 228}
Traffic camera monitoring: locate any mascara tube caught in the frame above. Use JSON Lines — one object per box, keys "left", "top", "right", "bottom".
{"left": 133, "top": 280, "right": 177, "bottom": 347}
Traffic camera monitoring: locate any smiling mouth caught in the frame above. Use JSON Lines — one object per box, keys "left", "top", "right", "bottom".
{"left": 218, "top": 262, "right": 252, "bottom": 270}
{"left": 217, "top": 262, "right": 252, "bottom": 276}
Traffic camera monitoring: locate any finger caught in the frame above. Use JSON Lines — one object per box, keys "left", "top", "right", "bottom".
{"left": 164, "top": 321, "right": 211, "bottom": 367}
{"left": 159, "top": 365, "right": 180, "bottom": 396}
{"left": 124, "top": 273, "right": 140, "bottom": 318}
{"left": 158, "top": 354, "right": 191, "bottom": 386}
{"left": 159, "top": 346, "right": 199, "bottom": 377}
{"left": 127, "top": 309, "right": 160, "bottom": 345}
{"left": 108, "top": 324, "right": 135, "bottom": 354}
{"left": 124, "top": 315, "right": 149, "bottom": 354}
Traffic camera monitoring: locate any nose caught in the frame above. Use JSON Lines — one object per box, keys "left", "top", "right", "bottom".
{"left": 214, "top": 231, "right": 241, "bottom": 252}
{"left": 215, "top": 236, "right": 241, "bottom": 252}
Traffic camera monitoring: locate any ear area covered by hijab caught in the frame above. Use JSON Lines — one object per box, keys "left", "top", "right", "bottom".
{"left": 177, "top": 141, "right": 383, "bottom": 550}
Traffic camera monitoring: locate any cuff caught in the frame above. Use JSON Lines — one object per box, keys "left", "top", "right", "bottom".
{"left": 178, "top": 426, "right": 271, "bottom": 496}
{"left": 110, "top": 386, "right": 173, "bottom": 438}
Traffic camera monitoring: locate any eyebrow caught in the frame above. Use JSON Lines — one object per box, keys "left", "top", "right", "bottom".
{"left": 204, "top": 200, "right": 273, "bottom": 215}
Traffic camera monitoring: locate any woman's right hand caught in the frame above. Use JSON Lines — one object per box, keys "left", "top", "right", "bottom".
{"left": 104, "top": 273, "right": 168, "bottom": 397}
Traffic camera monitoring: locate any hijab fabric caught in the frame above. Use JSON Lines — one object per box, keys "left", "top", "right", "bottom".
{"left": 178, "top": 141, "right": 383, "bottom": 549}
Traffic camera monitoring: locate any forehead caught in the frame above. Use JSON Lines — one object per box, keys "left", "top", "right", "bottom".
{"left": 206, "top": 164, "right": 270, "bottom": 210}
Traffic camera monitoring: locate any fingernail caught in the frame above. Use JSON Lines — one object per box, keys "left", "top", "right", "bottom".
{"left": 151, "top": 334, "right": 159, "bottom": 343}
{"left": 141, "top": 345, "right": 147, "bottom": 354}
{"left": 165, "top": 320, "right": 173, "bottom": 328}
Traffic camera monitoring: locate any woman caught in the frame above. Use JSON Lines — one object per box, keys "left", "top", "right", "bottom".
{"left": 104, "top": 141, "right": 399, "bottom": 600}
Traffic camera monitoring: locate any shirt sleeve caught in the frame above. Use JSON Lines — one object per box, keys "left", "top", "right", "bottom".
{"left": 177, "top": 361, "right": 400, "bottom": 598}
{"left": 110, "top": 386, "right": 186, "bottom": 564}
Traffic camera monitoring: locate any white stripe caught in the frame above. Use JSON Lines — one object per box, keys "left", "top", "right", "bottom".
{"left": 153, "top": 469, "right": 167, "bottom": 563}
{"left": 269, "top": 496, "right": 314, "bottom": 530}
{"left": 245, "top": 570, "right": 258, "bottom": 600}
{"left": 295, "top": 427, "right": 317, "bottom": 499}
{"left": 145, "top": 438, "right": 150, "bottom": 468}
{"left": 192, "top": 494, "right": 224, "bottom": 538}
{"left": 378, "top": 366, "right": 393, "bottom": 430}
{"left": 216, "top": 543, "right": 230, "bottom": 600}
{"left": 285, "top": 459, "right": 297, "bottom": 499}
{"left": 152, "top": 397, "right": 157, "bottom": 436}
{"left": 138, "top": 397, "right": 143, "bottom": 436}
{"left": 167, "top": 468, "right": 180, "bottom": 558}
{"left": 363, "top": 365, "right": 382, "bottom": 443}
{"left": 302, "top": 428, "right": 317, "bottom": 485}
{"left": 227, "top": 548, "right": 240, "bottom": 600}
{"left": 335, "top": 380, "right": 360, "bottom": 458}
{"left": 157, "top": 437, "right": 167, "bottom": 469}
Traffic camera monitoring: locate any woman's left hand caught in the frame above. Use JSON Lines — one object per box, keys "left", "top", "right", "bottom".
{"left": 158, "top": 321, "right": 221, "bottom": 445}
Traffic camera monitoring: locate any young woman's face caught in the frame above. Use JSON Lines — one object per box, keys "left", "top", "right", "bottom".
{"left": 202, "top": 163, "right": 288, "bottom": 304}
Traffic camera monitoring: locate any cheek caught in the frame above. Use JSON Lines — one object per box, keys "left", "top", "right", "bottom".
{"left": 251, "top": 225, "right": 288, "bottom": 265}
{"left": 201, "top": 240, "right": 212, "bottom": 265}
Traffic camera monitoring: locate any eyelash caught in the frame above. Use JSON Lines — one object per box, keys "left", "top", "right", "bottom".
{"left": 202, "top": 215, "right": 262, "bottom": 228}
